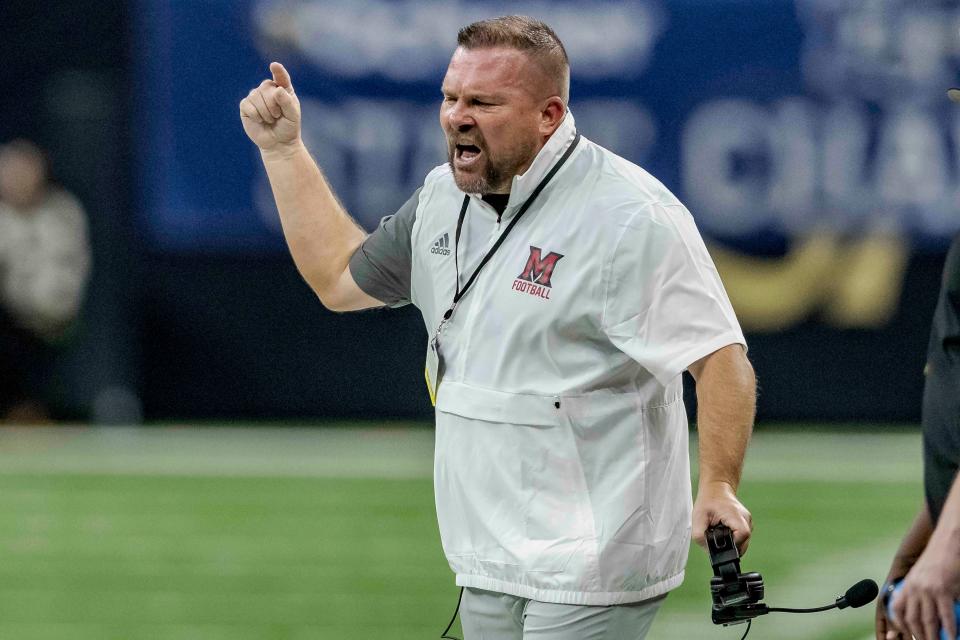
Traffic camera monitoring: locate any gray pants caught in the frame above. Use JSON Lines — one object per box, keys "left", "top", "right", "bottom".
{"left": 459, "top": 588, "right": 666, "bottom": 640}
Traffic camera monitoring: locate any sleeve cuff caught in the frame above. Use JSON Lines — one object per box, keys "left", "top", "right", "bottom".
{"left": 651, "top": 331, "right": 747, "bottom": 386}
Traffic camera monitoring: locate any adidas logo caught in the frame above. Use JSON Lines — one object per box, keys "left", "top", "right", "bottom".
{"left": 431, "top": 232, "right": 452, "bottom": 256}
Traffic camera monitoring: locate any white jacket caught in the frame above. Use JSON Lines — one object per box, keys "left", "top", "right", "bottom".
{"left": 357, "top": 112, "right": 745, "bottom": 605}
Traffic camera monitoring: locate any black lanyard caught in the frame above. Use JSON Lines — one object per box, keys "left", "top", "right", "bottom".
{"left": 441, "top": 132, "right": 581, "bottom": 322}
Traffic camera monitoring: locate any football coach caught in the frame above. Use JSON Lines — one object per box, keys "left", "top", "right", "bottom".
{"left": 240, "top": 16, "right": 756, "bottom": 640}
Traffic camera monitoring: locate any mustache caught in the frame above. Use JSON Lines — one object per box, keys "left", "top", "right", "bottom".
{"left": 448, "top": 136, "right": 485, "bottom": 150}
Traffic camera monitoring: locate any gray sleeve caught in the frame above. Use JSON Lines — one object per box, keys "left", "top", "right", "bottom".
{"left": 348, "top": 188, "right": 420, "bottom": 307}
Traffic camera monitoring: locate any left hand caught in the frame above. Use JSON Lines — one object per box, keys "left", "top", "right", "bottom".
{"left": 890, "top": 534, "right": 960, "bottom": 640}
{"left": 692, "top": 480, "right": 753, "bottom": 555}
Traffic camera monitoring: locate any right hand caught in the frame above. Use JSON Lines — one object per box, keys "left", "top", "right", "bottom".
{"left": 239, "top": 62, "right": 301, "bottom": 153}
{"left": 692, "top": 481, "right": 753, "bottom": 556}
{"left": 876, "top": 588, "right": 903, "bottom": 640}
{"left": 877, "top": 566, "right": 912, "bottom": 640}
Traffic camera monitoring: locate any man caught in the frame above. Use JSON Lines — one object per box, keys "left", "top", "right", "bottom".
{"left": 0, "top": 139, "right": 90, "bottom": 422}
{"left": 240, "top": 16, "right": 755, "bottom": 639}
{"left": 877, "top": 234, "right": 960, "bottom": 640}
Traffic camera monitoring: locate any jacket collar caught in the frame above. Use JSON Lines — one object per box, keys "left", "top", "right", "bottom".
{"left": 467, "top": 110, "right": 578, "bottom": 217}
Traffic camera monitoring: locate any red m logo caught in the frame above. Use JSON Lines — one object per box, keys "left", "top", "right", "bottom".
{"left": 517, "top": 246, "right": 564, "bottom": 288}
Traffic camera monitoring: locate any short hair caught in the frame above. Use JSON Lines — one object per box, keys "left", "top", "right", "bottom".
{"left": 457, "top": 15, "right": 570, "bottom": 103}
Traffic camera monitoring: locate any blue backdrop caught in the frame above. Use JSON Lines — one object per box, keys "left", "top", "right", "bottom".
{"left": 131, "top": 0, "right": 960, "bottom": 421}
{"left": 134, "top": 0, "right": 960, "bottom": 255}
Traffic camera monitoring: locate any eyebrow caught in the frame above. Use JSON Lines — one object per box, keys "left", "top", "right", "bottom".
{"left": 441, "top": 88, "right": 503, "bottom": 102}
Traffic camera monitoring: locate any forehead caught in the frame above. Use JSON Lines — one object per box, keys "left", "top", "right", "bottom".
{"left": 442, "top": 47, "right": 534, "bottom": 95}
{"left": 0, "top": 146, "right": 42, "bottom": 168}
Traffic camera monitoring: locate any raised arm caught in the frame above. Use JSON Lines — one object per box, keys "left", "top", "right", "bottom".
{"left": 688, "top": 344, "right": 756, "bottom": 554}
{"left": 239, "top": 62, "right": 382, "bottom": 312}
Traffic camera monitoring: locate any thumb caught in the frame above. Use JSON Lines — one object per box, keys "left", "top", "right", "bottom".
{"left": 691, "top": 512, "right": 712, "bottom": 547}
{"left": 270, "top": 62, "right": 294, "bottom": 93}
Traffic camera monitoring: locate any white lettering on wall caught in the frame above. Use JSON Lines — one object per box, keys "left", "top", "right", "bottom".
{"left": 253, "top": 0, "right": 664, "bottom": 81}
{"left": 682, "top": 97, "right": 960, "bottom": 238}
{"left": 255, "top": 99, "right": 658, "bottom": 231}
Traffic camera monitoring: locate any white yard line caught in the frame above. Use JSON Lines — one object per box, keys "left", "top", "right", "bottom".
{"left": 697, "top": 431, "right": 923, "bottom": 484}
{"left": 0, "top": 426, "right": 436, "bottom": 478}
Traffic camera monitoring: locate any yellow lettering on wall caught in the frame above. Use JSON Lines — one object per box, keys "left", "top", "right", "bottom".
{"left": 710, "top": 233, "right": 909, "bottom": 332}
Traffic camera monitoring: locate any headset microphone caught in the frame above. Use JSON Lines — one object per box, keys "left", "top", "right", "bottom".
{"left": 706, "top": 525, "right": 878, "bottom": 637}
{"left": 765, "top": 579, "right": 880, "bottom": 613}
{"left": 840, "top": 579, "right": 880, "bottom": 608}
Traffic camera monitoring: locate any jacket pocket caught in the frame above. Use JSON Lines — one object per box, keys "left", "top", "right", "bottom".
{"left": 436, "top": 382, "right": 590, "bottom": 573}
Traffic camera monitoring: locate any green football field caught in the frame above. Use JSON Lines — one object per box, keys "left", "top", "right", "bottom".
{"left": 0, "top": 424, "right": 923, "bottom": 640}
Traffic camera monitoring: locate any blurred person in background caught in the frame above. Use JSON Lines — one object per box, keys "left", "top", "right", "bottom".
{"left": 0, "top": 139, "right": 91, "bottom": 423}
{"left": 876, "top": 232, "right": 960, "bottom": 640}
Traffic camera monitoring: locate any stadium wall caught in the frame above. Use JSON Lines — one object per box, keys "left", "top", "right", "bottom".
{"left": 138, "top": 252, "right": 942, "bottom": 422}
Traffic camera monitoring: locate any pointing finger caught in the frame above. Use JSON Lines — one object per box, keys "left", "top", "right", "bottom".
{"left": 270, "top": 62, "right": 294, "bottom": 92}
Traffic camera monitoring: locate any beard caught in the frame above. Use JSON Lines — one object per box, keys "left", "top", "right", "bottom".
{"left": 446, "top": 135, "right": 539, "bottom": 194}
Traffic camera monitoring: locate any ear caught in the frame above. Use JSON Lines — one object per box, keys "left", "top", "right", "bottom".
{"left": 539, "top": 97, "right": 567, "bottom": 137}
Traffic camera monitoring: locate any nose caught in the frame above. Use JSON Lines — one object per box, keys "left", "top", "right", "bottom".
{"left": 446, "top": 100, "right": 475, "bottom": 133}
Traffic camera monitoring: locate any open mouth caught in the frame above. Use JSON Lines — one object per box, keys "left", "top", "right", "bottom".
{"left": 455, "top": 143, "right": 483, "bottom": 166}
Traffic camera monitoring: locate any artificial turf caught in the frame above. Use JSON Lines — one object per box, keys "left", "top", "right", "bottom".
{"left": 0, "top": 426, "right": 923, "bottom": 640}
